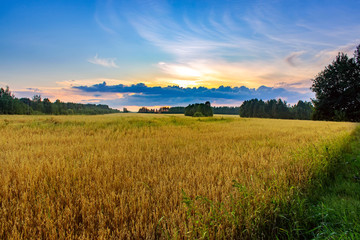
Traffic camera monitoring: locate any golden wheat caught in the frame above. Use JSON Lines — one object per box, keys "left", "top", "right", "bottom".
{"left": 0, "top": 114, "right": 356, "bottom": 239}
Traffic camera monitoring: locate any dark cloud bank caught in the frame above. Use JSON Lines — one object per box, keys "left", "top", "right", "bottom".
{"left": 74, "top": 82, "right": 314, "bottom": 107}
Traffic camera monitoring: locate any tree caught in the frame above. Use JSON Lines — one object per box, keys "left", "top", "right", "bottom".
{"left": 239, "top": 98, "right": 313, "bottom": 119}
{"left": 311, "top": 45, "right": 360, "bottom": 121}
{"left": 185, "top": 102, "right": 213, "bottom": 117}
{"left": 43, "top": 98, "right": 53, "bottom": 114}
{"left": 0, "top": 87, "right": 120, "bottom": 115}
{"left": 167, "top": 106, "right": 185, "bottom": 114}
{"left": 212, "top": 106, "right": 240, "bottom": 115}
{"left": 0, "top": 87, "right": 31, "bottom": 114}
{"left": 0, "top": 86, "right": 14, "bottom": 114}
{"left": 31, "top": 95, "right": 44, "bottom": 113}
{"left": 138, "top": 107, "right": 152, "bottom": 113}
{"left": 291, "top": 100, "right": 313, "bottom": 120}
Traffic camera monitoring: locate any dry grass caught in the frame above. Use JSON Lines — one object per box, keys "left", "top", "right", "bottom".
{"left": 0, "top": 114, "right": 356, "bottom": 239}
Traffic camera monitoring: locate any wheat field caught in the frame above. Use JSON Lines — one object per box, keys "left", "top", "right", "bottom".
{"left": 0, "top": 114, "right": 356, "bottom": 239}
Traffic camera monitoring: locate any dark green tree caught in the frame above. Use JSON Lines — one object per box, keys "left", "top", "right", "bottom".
{"left": 31, "top": 95, "right": 44, "bottom": 113}
{"left": 0, "top": 87, "right": 30, "bottom": 114}
{"left": 0, "top": 87, "right": 120, "bottom": 115}
{"left": 292, "top": 100, "right": 313, "bottom": 120}
{"left": 311, "top": 45, "right": 360, "bottom": 121}
{"left": 167, "top": 107, "right": 185, "bottom": 114}
{"left": 184, "top": 102, "right": 213, "bottom": 117}
{"left": 43, "top": 98, "right": 53, "bottom": 114}
{"left": 239, "top": 98, "right": 313, "bottom": 120}
{"left": 0, "top": 86, "right": 14, "bottom": 114}
{"left": 212, "top": 106, "right": 240, "bottom": 115}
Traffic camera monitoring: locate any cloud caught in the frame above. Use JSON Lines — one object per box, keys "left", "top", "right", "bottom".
{"left": 92, "top": 1, "right": 360, "bottom": 91}
{"left": 312, "top": 41, "right": 360, "bottom": 68}
{"left": 285, "top": 51, "right": 305, "bottom": 67}
{"left": 56, "top": 78, "right": 130, "bottom": 87}
{"left": 117, "top": 0, "right": 359, "bottom": 64}
{"left": 26, "top": 87, "right": 41, "bottom": 92}
{"left": 94, "top": 1, "right": 262, "bottom": 61}
{"left": 11, "top": 80, "right": 314, "bottom": 111}
{"left": 87, "top": 54, "right": 119, "bottom": 68}
{"left": 94, "top": 13, "right": 117, "bottom": 35}
{"left": 73, "top": 81, "right": 314, "bottom": 107}
{"left": 154, "top": 59, "right": 316, "bottom": 90}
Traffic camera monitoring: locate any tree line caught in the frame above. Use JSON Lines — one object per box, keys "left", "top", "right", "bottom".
{"left": 138, "top": 106, "right": 170, "bottom": 113}
{"left": 137, "top": 100, "right": 313, "bottom": 119}
{"left": 239, "top": 99, "right": 313, "bottom": 120}
{"left": 212, "top": 106, "right": 240, "bottom": 115}
{"left": 138, "top": 105, "right": 240, "bottom": 115}
{"left": 0, "top": 87, "right": 120, "bottom": 115}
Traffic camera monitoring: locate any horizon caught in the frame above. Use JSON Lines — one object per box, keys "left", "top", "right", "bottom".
{"left": 1, "top": 0, "right": 360, "bottom": 110}
{"left": 5, "top": 82, "right": 313, "bottom": 112}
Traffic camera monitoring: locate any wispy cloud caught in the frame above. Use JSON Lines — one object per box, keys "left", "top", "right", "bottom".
{"left": 312, "top": 41, "right": 360, "bottom": 67}
{"left": 56, "top": 78, "right": 129, "bottom": 87}
{"left": 93, "top": 0, "right": 360, "bottom": 91}
{"left": 93, "top": 0, "right": 256, "bottom": 62}
{"left": 285, "top": 51, "right": 305, "bottom": 67}
{"left": 119, "top": 0, "right": 360, "bottom": 63}
{"left": 94, "top": 14, "right": 117, "bottom": 35}
{"left": 87, "top": 54, "right": 119, "bottom": 68}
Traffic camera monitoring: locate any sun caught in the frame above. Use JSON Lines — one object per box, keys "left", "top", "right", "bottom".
{"left": 169, "top": 79, "right": 200, "bottom": 88}
{"left": 172, "top": 66, "right": 202, "bottom": 78}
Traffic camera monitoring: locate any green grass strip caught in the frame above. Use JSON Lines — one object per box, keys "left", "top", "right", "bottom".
{"left": 305, "top": 126, "right": 360, "bottom": 239}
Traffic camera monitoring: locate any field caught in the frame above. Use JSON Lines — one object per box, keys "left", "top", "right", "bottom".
{"left": 0, "top": 114, "right": 357, "bottom": 239}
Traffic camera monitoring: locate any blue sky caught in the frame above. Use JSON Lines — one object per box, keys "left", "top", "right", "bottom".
{"left": 1, "top": 0, "right": 360, "bottom": 110}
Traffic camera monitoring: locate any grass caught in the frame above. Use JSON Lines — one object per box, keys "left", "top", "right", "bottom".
{"left": 0, "top": 113, "right": 357, "bottom": 239}
{"left": 302, "top": 127, "right": 360, "bottom": 239}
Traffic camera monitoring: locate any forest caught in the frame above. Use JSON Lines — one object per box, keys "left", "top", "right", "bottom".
{"left": 138, "top": 105, "right": 240, "bottom": 115}
{"left": 137, "top": 99, "right": 313, "bottom": 120}
{"left": 239, "top": 99, "right": 314, "bottom": 120}
{"left": 0, "top": 87, "right": 120, "bottom": 115}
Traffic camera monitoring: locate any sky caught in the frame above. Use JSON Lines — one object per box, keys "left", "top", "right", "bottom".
{"left": 1, "top": 0, "right": 360, "bottom": 111}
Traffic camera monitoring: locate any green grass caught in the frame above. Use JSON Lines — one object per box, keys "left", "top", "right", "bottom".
{"left": 273, "top": 126, "right": 360, "bottom": 240}
{"left": 306, "top": 128, "right": 360, "bottom": 239}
